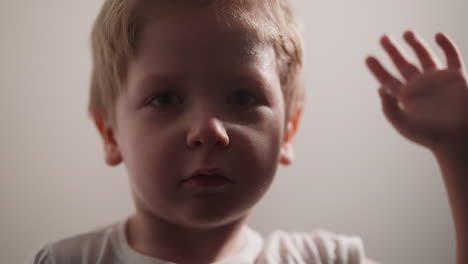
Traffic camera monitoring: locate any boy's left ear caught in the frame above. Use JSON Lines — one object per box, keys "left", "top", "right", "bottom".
{"left": 279, "top": 107, "right": 303, "bottom": 165}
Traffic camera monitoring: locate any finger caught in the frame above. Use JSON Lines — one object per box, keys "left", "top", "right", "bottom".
{"left": 378, "top": 88, "right": 410, "bottom": 134}
{"left": 435, "top": 32, "right": 465, "bottom": 70}
{"left": 381, "top": 35, "right": 421, "bottom": 81}
{"left": 366, "top": 56, "right": 403, "bottom": 95}
{"left": 378, "top": 88, "right": 406, "bottom": 123}
{"left": 403, "top": 30, "right": 441, "bottom": 71}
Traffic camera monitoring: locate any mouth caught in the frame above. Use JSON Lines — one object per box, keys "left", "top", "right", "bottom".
{"left": 182, "top": 168, "right": 233, "bottom": 189}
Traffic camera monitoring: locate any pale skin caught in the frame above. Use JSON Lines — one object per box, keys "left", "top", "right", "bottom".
{"left": 93, "top": 7, "right": 295, "bottom": 264}
{"left": 366, "top": 30, "right": 468, "bottom": 264}
{"left": 92, "top": 14, "right": 466, "bottom": 263}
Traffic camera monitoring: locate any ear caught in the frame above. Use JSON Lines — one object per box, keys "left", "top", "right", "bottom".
{"left": 92, "top": 112, "right": 123, "bottom": 166}
{"left": 279, "top": 107, "right": 303, "bottom": 166}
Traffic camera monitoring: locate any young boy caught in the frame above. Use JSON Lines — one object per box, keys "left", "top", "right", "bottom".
{"left": 27, "top": 0, "right": 468, "bottom": 263}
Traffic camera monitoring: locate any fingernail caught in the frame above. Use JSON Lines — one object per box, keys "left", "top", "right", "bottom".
{"left": 383, "top": 88, "right": 393, "bottom": 96}
{"left": 398, "top": 101, "right": 405, "bottom": 110}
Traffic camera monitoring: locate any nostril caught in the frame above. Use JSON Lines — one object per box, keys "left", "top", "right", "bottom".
{"left": 185, "top": 119, "right": 230, "bottom": 149}
{"left": 187, "top": 136, "right": 229, "bottom": 149}
{"left": 216, "top": 135, "right": 229, "bottom": 148}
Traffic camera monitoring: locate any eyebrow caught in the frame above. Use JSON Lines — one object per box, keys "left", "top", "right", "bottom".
{"left": 133, "top": 72, "right": 185, "bottom": 93}
{"left": 227, "top": 75, "right": 269, "bottom": 90}
{"left": 132, "top": 68, "right": 272, "bottom": 97}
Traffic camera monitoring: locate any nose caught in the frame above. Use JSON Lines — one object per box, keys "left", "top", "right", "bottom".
{"left": 186, "top": 111, "right": 230, "bottom": 150}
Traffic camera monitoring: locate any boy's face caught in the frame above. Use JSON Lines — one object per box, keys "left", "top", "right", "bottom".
{"left": 97, "top": 8, "right": 298, "bottom": 228}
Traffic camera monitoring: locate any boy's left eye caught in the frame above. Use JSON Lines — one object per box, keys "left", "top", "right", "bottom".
{"left": 228, "top": 90, "right": 259, "bottom": 107}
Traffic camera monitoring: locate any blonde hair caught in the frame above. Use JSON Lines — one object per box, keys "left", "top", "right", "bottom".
{"left": 88, "top": 0, "right": 304, "bottom": 127}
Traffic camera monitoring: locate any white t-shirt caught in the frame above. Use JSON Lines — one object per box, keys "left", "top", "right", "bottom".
{"left": 26, "top": 218, "right": 365, "bottom": 264}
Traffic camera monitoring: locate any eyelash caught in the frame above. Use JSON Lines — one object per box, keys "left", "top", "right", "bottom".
{"left": 148, "top": 90, "right": 260, "bottom": 108}
{"left": 228, "top": 90, "right": 259, "bottom": 106}
{"left": 149, "top": 92, "right": 183, "bottom": 107}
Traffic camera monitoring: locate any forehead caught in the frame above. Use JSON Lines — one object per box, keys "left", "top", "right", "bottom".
{"left": 136, "top": 5, "right": 266, "bottom": 59}
{"left": 126, "top": 7, "right": 278, "bottom": 92}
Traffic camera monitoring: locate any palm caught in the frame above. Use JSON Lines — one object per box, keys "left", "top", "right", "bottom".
{"left": 366, "top": 31, "right": 468, "bottom": 151}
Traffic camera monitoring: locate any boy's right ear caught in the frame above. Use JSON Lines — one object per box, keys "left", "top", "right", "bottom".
{"left": 92, "top": 112, "right": 123, "bottom": 166}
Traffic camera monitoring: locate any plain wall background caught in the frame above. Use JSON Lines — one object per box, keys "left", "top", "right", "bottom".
{"left": 1, "top": 0, "right": 467, "bottom": 263}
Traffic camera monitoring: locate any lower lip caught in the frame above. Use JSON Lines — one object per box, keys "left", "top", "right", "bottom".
{"left": 183, "top": 175, "right": 232, "bottom": 189}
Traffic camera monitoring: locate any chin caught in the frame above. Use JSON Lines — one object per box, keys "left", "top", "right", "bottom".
{"left": 176, "top": 204, "right": 252, "bottom": 230}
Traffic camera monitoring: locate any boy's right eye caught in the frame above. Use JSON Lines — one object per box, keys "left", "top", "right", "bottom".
{"left": 149, "top": 92, "right": 183, "bottom": 107}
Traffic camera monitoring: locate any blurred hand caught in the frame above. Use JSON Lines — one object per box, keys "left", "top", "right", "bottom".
{"left": 366, "top": 30, "right": 468, "bottom": 154}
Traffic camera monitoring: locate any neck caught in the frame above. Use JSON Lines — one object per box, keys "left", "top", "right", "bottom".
{"left": 126, "top": 211, "right": 249, "bottom": 264}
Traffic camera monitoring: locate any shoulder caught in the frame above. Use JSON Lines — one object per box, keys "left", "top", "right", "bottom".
{"left": 25, "top": 243, "right": 53, "bottom": 264}
{"left": 25, "top": 222, "right": 121, "bottom": 264}
{"left": 255, "top": 229, "right": 366, "bottom": 264}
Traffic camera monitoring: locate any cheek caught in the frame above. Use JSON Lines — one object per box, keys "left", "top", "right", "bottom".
{"left": 222, "top": 113, "right": 284, "bottom": 211}
{"left": 120, "top": 122, "right": 185, "bottom": 187}
{"left": 231, "top": 108, "right": 284, "bottom": 177}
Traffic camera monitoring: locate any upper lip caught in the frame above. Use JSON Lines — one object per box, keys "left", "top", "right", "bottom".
{"left": 184, "top": 167, "right": 232, "bottom": 182}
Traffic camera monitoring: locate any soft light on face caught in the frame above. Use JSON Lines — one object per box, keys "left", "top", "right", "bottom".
{"left": 111, "top": 7, "right": 288, "bottom": 228}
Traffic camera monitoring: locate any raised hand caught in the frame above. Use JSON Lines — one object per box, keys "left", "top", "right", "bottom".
{"left": 366, "top": 30, "right": 468, "bottom": 154}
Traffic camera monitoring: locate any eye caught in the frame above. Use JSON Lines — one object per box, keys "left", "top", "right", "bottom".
{"left": 229, "top": 90, "right": 259, "bottom": 107}
{"left": 149, "top": 92, "right": 182, "bottom": 107}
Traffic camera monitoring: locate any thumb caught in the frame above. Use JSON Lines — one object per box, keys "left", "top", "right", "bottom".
{"left": 378, "top": 88, "right": 408, "bottom": 129}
